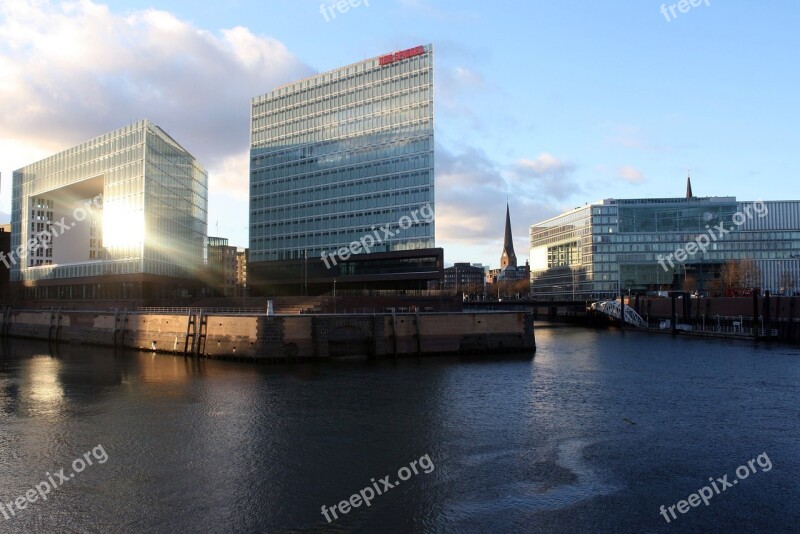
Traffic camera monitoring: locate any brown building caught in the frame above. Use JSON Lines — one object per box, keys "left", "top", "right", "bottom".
{"left": 236, "top": 248, "right": 248, "bottom": 297}
{"left": 443, "top": 262, "right": 485, "bottom": 292}
{"left": 207, "top": 237, "right": 238, "bottom": 298}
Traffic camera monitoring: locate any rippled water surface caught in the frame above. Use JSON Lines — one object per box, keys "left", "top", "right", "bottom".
{"left": 1, "top": 325, "right": 799, "bottom": 533}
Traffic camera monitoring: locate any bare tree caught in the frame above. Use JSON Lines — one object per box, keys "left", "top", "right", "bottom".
{"left": 740, "top": 259, "right": 762, "bottom": 290}
{"left": 511, "top": 278, "right": 531, "bottom": 297}
{"left": 780, "top": 270, "right": 796, "bottom": 295}
{"left": 719, "top": 260, "right": 741, "bottom": 294}
{"left": 682, "top": 275, "right": 697, "bottom": 293}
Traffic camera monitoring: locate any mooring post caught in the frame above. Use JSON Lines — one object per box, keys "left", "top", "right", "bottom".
{"left": 753, "top": 292, "right": 760, "bottom": 339}
{"left": 391, "top": 308, "right": 398, "bottom": 358}
{"left": 671, "top": 294, "right": 677, "bottom": 335}
{"left": 415, "top": 308, "right": 422, "bottom": 357}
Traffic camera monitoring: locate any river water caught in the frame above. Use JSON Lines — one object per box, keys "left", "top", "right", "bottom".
{"left": 1, "top": 325, "right": 798, "bottom": 533}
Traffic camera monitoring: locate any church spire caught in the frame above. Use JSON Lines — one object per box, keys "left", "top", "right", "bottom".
{"left": 686, "top": 171, "right": 693, "bottom": 199}
{"left": 500, "top": 203, "right": 517, "bottom": 269}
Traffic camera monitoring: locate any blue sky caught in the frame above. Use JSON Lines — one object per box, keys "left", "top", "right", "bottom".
{"left": 1, "top": 0, "right": 798, "bottom": 267}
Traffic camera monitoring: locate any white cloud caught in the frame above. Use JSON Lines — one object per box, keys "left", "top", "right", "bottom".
{"left": 212, "top": 151, "right": 251, "bottom": 199}
{"left": 618, "top": 165, "right": 645, "bottom": 183}
{"left": 0, "top": 0, "right": 312, "bottom": 202}
{"left": 510, "top": 153, "right": 581, "bottom": 200}
{"left": 435, "top": 144, "right": 503, "bottom": 190}
{"left": 451, "top": 66, "right": 485, "bottom": 88}
{"left": 516, "top": 153, "right": 570, "bottom": 175}
{"left": 434, "top": 145, "right": 568, "bottom": 265}
{"left": 436, "top": 65, "right": 484, "bottom": 120}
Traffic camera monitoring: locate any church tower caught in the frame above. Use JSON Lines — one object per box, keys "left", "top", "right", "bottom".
{"left": 500, "top": 203, "right": 517, "bottom": 269}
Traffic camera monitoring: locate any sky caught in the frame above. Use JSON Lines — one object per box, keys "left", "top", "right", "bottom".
{"left": 1, "top": 0, "right": 798, "bottom": 268}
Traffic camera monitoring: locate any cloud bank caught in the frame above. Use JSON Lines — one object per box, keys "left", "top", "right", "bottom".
{"left": 434, "top": 144, "right": 573, "bottom": 263}
{"left": 0, "top": 0, "right": 312, "bottom": 200}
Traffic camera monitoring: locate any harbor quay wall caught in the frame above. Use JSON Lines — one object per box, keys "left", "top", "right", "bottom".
{"left": 0, "top": 309, "right": 535, "bottom": 360}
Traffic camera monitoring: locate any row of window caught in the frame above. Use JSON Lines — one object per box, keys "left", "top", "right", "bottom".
{"left": 253, "top": 73, "right": 431, "bottom": 132}
{"left": 255, "top": 237, "right": 435, "bottom": 262}
{"left": 31, "top": 197, "right": 54, "bottom": 209}
{"left": 255, "top": 171, "right": 433, "bottom": 210}
{"left": 254, "top": 111, "right": 433, "bottom": 148}
{"left": 253, "top": 151, "right": 431, "bottom": 186}
{"left": 252, "top": 134, "right": 431, "bottom": 169}
{"left": 16, "top": 125, "right": 145, "bottom": 180}
{"left": 252, "top": 187, "right": 432, "bottom": 226}
{"left": 254, "top": 53, "right": 430, "bottom": 111}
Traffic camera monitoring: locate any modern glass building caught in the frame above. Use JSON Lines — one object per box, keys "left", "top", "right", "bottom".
{"left": 10, "top": 120, "right": 208, "bottom": 302}
{"left": 529, "top": 195, "right": 800, "bottom": 300}
{"left": 248, "top": 44, "right": 440, "bottom": 294}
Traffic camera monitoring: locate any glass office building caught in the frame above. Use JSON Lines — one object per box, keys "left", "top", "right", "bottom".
{"left": 10, "top": 120, "right": 208, "bottom": 301}
{"left": 529, "top": 196, "right": 800, "bottom": 300}
{"left": 248, "top": 44, "right": 440, "bottom": 293}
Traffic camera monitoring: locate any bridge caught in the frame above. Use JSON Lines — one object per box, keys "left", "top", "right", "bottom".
{"left": 589, "top": 301, "right": 648, "bottom": 328}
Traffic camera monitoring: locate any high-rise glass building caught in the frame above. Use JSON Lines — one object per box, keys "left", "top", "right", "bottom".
{"left": 529, "top": 193, "right": 800, "bottom": 300}
{"left": 10, "top": 120, "right": 208, "bottom": 301}
{"left": 248, "top": 44, "right": 440, "bottom": 293}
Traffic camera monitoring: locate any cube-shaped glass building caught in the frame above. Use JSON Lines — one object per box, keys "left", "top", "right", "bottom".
{"left": 9, "top": 120, "right": 208, "bottom": 301}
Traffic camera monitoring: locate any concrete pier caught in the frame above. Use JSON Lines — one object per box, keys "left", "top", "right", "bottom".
{"left": 0, "top": 308, "right": 535, "bottom": 360}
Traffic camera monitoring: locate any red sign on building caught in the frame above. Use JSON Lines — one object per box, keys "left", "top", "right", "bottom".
{"left": 379, "top": 45, "right": 425, "bottom": 66}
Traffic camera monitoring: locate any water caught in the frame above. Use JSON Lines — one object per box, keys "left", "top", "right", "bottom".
{"left": 1, "top": 325, "right": 798, "bottom": 533}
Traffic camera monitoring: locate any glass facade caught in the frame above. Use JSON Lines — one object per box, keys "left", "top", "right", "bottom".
{"left": 10, "top": 120, "right": 207, "bottom": 285}
{"left": 249, "top": 44, "right": 435, "bottom": 262}
{"left": 530, "top": 197, "right": 800, "bottom": 299}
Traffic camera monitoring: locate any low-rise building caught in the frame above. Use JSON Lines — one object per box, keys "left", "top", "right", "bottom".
{"left": 207, "top": 237, "right": 238, "bottom": 297}
{"left": 443, "top": 262, "right": 485, "bottom": 292}
{"left": 529, "top": 179, "right": 800, "bottom": 300}
{"left": 236, "top": 248, "right": 248, "bottom": 297}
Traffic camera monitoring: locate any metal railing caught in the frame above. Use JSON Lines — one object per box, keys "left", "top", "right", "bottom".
{"left": 135, "top": 307, "right": 270, "bottom": 316}
{"left": 644, "top": 315, "right": 782, "bottom": 338}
